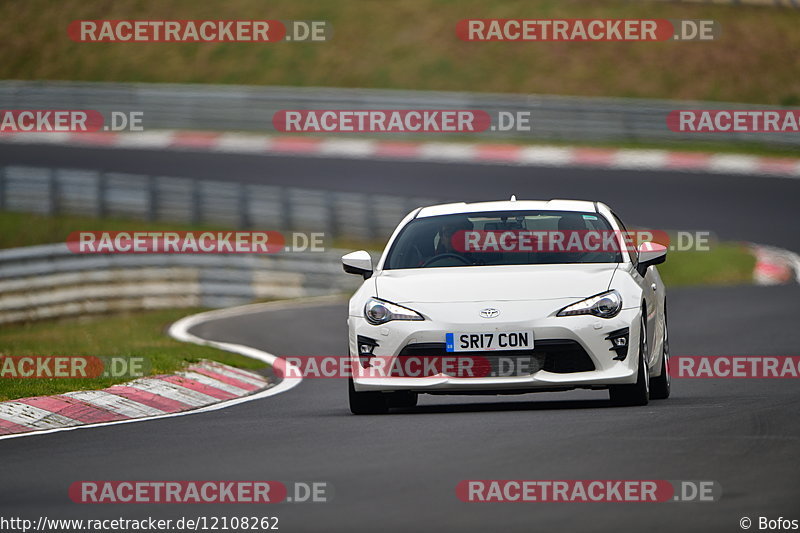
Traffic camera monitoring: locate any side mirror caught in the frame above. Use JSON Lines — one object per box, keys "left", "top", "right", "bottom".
{"left": 636, "top": 242, "right": 667, "bottom": 276}
{"left": 342, "top": 250, "right": 373, "bottom": 279}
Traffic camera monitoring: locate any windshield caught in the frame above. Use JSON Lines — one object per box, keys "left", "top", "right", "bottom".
{"left": 384, "top": 210, "right": 623, "bottom": 269}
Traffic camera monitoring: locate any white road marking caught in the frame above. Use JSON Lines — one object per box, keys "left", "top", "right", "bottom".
{"left": 193, "top": 363, "right": 267, "bottom": 387}
{"left": 64, "top": 390, "right": 167, "bottom": 418}
{"left": 708, "top": 154, "right": 760, "bottom": 174}
{"left": 178, "top": 371, "right": 249, "bottom": 396}
{"left": 612, "top": 150, "right": 669, "bottom": 169}
{"left": 127, "top": 378, "right": 218, "bottom": 407}
{"left": 517, "top": 146, "right": 575, "bottom": 166}
{"left": 115, "top": 131, "right": 177, "bottom": 149}
{"left": 214, "top": 133, "right": 270, "bottom": 153}
{"left": 6, "top": 132, "right": 72, "bottom": 144}
{"left": 318, "top": 139, "right": 377, "bottom": 157}
{"left": 0, "top": 402, "right": 81, "bottom": 430}
{"left": 417, "top": 142, "right": 477, "bottom": 161}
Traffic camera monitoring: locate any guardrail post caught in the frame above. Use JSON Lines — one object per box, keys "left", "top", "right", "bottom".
{"left": 97, "top": 172, "right": 108, "bottom": 218}
{"left": 191, "top": 179, "right": 202, "bottom": 225}
{"left": 147, "top": 175, "right": 158, "bottom": 222}
{"left": 0, "top": 166, "right": 5, "bottom": 211}
{"left": 365, "top": 193, "right": 378, "bottom": 243}
{"left": 238, "top": 182, "right": 251, "bottom": 229}
{"left": 281, "top": 187, "right": 294, "bottom": 232}
{"left": 622, "top": 111, "right": 633, "bottom": 142}
{"left": 326, "top": 190, "right": 338, "bottom": 240}
{"left": 48, "top": 168, "right": 60, "bottom": 216}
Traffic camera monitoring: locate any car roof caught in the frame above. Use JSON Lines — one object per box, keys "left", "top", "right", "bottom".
{"left": 416, "top": 199, "right": 602, "bottom": 218}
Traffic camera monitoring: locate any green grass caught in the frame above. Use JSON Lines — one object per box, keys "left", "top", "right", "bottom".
{"left": 2, "top": 0, "right": 799, "bottom": 105}
{"left": 657, "top": 243, "right": 756, "bottom": 287}
{"left": 0, "top": 308, "right": 264, "bottom": 401}
{"left": 0, "top": 210, "right": 229, "bottom": 249}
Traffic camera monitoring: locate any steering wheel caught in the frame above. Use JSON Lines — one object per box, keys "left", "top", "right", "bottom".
{"left": 421, "top": 253, "right": 472, "bottom": 267}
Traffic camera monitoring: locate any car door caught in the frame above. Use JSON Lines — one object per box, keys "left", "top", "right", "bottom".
{"left": 612, "top": 212, "right": 659, "bottom": 366}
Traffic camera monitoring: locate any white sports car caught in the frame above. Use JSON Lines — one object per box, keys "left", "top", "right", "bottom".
{"left": 342, "top": 199, "right": 669, "bottom": 414}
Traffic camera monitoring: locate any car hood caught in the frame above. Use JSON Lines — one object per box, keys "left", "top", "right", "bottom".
{"left": 375, "top": 264, "right": 618, "bottom": 303}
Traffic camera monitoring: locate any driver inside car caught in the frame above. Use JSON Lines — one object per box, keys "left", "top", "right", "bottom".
{"left": 390, "top": 217, "right": 476, "bottom": 268}
{"left": 430, "top": 219, "right": 475, "bottom": 265}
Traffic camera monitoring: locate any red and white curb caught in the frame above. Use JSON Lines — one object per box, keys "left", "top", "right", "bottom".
{"left": 0, "top": 360, "right": 269, "bottom": 437}
{"left": 3, "top": 130, "right": 800, "bottom": 178}
{"left": 0, "top": 297, "right": 323, "bottom": 440}
{"left": 751, "top": 244, "right": 800, "bottom": 286}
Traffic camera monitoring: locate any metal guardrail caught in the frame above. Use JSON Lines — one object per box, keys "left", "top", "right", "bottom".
{"left": 0, "top": 163, "right": 401, "bottom": 324}
{"left": 0, "top": 165, "right": 435, "bottom": 242}
{"left": 1, "top": 81, "right": 796, "bottom": 146}
{"left": 0, "top": 242, "right": 362, "bottom": 324}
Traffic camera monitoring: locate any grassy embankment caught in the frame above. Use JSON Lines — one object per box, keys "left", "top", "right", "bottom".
{"left": 2, "top": 1, "right": 800, "bottom": 155}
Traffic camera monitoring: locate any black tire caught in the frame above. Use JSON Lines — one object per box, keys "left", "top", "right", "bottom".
{"left": 348, "top": 377, "right": 388, "bottom": 415}
{"left": 609, "top": 312, "right": 650, "bottom": 406}
{"left": 650, "top": 305, "right": 671, "bottom": 400}
{"left": 387, "top": 391, "right": 418, "bottom": 409}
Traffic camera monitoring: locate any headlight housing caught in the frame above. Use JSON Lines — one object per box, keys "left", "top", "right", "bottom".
{"left": 557, "top": 290, "right": 622, "bottom": 319}
{"left": 364, "top": 297, "right": 424, "bottom": 325}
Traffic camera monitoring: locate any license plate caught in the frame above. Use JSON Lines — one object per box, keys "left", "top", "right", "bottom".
{"left": 445, "top": 331, "right": 534, "bottom": 352}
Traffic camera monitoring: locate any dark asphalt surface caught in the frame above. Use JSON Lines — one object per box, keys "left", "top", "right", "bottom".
{"left": 1, "top": 286, "right": 799, "bottom": 532}
{"left": 1, "top": 144, "right": 799, "bottom": 532}
{"left": 1, "top": 143, "right": 799, "bottom": 250}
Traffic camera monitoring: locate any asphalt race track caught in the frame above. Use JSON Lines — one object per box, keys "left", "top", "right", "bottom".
{"left": 1, "top": 144, "right": 799, "bottom": 532}
{"left": 1, "top": 287, "right": 799, "bottom": 531}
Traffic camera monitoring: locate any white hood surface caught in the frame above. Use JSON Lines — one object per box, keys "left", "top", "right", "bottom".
{"left": 376, "top": 264, "right": 618, "bottom": 303}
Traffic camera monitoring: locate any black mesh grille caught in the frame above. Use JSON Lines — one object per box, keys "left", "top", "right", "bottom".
{"left": 397, "top": 339, "right": 595, "bottom": 375}
{"left": 539, "top": 340, "right": 596, "bottom": 373}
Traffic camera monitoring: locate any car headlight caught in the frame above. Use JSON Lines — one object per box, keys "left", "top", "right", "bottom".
{"left": 557, "top": 290, "right": 622, "bottom": 319}
{"left": 364, "top": 297, "right": 424, "bottom": 325}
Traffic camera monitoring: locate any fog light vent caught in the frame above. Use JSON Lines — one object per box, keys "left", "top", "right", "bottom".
{"left": 605, "top": 328, "right": 630, "bottom": 360}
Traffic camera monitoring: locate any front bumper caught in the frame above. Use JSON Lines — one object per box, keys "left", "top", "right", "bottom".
{"left": 349, "top": 300, "right": 642, "bottom": 393}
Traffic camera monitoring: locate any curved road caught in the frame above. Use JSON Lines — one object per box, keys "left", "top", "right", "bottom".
{"left": 0, "top": 286, "right": 799, "bottom": 531}
{"left": 1, "top": 144, "right": 799, "bottom": 532}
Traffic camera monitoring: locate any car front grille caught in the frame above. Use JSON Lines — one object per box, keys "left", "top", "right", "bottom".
{"left": 395, "top": 339, "right": 595, "bottom": 377}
